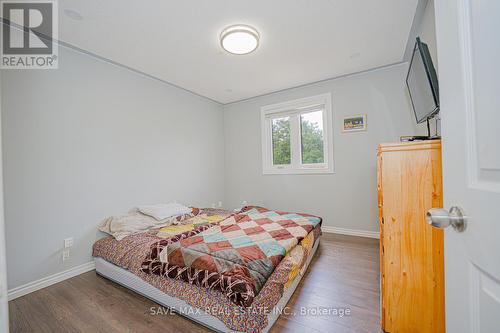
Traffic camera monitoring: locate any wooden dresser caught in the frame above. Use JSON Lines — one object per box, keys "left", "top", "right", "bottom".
{"left": 377, "top": 140, "right": 445, "bottom": 333}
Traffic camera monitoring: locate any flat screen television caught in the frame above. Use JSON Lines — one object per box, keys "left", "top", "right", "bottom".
{"left": 406, "top": 37, "right": 440, "bottom": 126}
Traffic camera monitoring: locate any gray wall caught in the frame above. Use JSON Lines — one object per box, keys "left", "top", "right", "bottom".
{"left": 1, "top": 47, "right": 225, "bottom": 289}
{"left": 418, "top": 0, "right": 438, "bottom": 68}
{"left": 0, "top": 71, "right": 9, "bottom": 329}
{"left": 223, "top": 64, "right": 417, "bottom": 232}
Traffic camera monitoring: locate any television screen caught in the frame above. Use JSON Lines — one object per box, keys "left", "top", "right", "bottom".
{"left": 406, "top": 38, "right": 440, "bottom": 124}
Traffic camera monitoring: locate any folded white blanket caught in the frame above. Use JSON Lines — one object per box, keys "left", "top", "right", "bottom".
{"left": 138, "top": 203, "right": 192, "bottom": 221}
{"left": 98, "top": 207, "right": 194, "bottom": 240}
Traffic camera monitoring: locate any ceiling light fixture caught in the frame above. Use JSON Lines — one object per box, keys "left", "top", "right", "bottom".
{"left": 220, "top": 25, "right": 259, "bottom": 55}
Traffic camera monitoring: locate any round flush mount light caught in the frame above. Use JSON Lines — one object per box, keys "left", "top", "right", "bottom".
{"left": 220, "top": 25, "right": 259, "bottom": 55}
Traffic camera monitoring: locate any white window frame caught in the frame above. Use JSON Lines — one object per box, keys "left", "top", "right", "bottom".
{"left": 261, "top": 93, "right": 334, "bottom": 175}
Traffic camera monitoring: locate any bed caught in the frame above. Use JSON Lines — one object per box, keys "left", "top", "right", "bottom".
{"left": 92, "top": 206, "right": 322, "bottom": 333}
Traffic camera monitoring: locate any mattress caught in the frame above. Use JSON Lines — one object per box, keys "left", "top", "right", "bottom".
{"left": 95, "top": 238, "right": 319, "bottom": 333}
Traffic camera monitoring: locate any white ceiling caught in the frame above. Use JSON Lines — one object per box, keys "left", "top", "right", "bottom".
{"left": 59, "top": 0, "right": 418, "bottom": 104}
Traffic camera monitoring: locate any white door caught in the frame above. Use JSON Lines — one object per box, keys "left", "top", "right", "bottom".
{"left": 431, "top": 0, "right": 500, "bottom": 332}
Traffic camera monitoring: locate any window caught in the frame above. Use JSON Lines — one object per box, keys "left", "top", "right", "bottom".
{"left": 261, "top": 93, "right": 333, "bottom": 174}
{"left": 272, "top": 116, "right": 291, "bottom": 165}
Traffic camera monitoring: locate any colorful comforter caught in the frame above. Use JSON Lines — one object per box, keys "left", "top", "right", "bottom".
{"left": 141, "top": 206, "right": 322, "bottom": 307}
{"left": 92, "top": 212, "right": 321, "bottom": 333}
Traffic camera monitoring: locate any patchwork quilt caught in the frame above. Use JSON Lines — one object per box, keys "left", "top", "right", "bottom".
{"left": 141, "top": 206, "right": 322, "bottom": 307}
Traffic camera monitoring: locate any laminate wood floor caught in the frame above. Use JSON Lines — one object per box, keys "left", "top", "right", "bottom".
{"left": 9, "top": 233, "right": 381, "bottom": 333}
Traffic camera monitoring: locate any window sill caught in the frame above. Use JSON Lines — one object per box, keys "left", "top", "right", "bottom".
{"left": 262, "top": 167, "right": 334, "bottom": 175}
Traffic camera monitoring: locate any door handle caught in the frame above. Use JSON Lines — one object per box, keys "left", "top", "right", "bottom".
{"left": 426, "top": 206, "right": 467, "bottom": 232}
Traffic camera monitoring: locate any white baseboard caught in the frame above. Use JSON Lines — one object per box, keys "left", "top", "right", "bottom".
{"left": 321, "top": 226, "right": 380, "bottom": 239}
{"left": 8, "top": 261, "right": 95, "bottom": 301}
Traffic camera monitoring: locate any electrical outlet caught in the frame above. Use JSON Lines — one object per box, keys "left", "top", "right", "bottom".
{"left": 218, "top": 201, "right": 222, "bottom": 207}
{"left": 62, "top": 249, "right": 70, "bottom": 261}
{"left": 64, "top": 237, "right": 74, "bottom": 248}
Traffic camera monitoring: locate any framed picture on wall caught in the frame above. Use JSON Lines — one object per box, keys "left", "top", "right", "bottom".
{"left": 342, "top": 114, "right": 367, "bottom": 132}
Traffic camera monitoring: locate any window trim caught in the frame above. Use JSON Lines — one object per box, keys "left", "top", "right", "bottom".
{"left": 261, "top": 93, "right": 334, "bottom": 175}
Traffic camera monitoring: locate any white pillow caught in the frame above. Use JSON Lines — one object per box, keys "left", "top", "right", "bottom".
{"left": 138, "top": 203, "right": 192, "bottom": 221}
